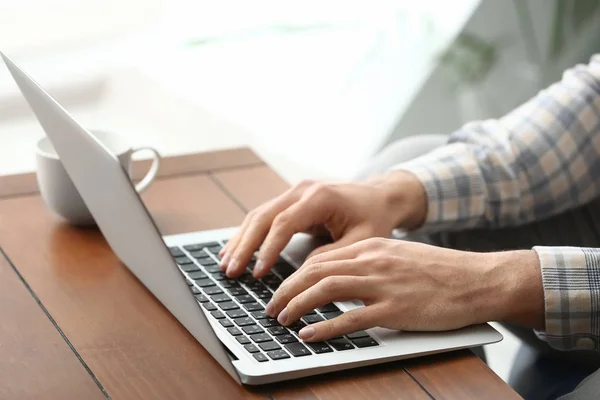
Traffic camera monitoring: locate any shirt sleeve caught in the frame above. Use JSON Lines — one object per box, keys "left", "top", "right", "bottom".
{"left": 390, "top": 54, "right": 600, "bottom": 233}
{"left": 533, "top": 246, "right": 600, "bottom": 351}
{"left": 390, "top": 55, "right": 600, "bottom": 351}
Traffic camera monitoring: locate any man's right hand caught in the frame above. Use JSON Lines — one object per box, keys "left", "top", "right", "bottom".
{"left": 219, "top": 171, "right": 427, "bottom": 278}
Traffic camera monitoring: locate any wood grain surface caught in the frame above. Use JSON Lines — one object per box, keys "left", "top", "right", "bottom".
{"left": 0, "top": 251, "right": 106, "bottom": 400}
{"left": 404, "top": 350, "right": 522, "bottom": 400}
{"left": 0, "top": 178, "right": 265, "bottom": 400}
{"left": 0, "top": 150, "right": 519, "bottom": 399}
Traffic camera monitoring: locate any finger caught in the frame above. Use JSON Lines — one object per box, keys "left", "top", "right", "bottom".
{"left": 267, "top": 259, "right": 366, "bottom": 317}
{"left": 226, "top": 193, "right": 300, "bottom": 277}
{"left": 277, "top": 276, "right": 373, "bottom": 325}
{"left": 220, "top": 218, "right": 252, "bottom": 270}
{"left": 300, "top": 238, "right": 367, "bottom": 271}
{"left": 253, "top": 196, "right": 335, "bottom": 278}
{"left": 299, "top": 304, "right": 386, "bottom": 342}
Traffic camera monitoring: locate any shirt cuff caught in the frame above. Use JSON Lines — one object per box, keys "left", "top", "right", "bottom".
{"left": 532, "top": 246, "right": 600, "bottom": 351}
{"left": 389, "top": 143, "right": 487, "bottom": 233}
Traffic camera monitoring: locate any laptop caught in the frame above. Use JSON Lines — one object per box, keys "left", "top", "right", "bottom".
{"left": 1, "top": 51, "right": 502, "bottom": 385}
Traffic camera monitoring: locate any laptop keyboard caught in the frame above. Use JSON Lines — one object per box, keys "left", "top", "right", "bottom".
{"left": 169, "top": 241, "right": 378, "bottom": 362}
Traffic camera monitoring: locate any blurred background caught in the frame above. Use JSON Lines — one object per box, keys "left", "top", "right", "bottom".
{"left": 2, "top": 0, "right": 600, "bottom": 382}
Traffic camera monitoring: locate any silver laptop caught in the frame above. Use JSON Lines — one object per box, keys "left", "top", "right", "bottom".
{"left": 2, "top": 52, "right": 502, "bottom": 385}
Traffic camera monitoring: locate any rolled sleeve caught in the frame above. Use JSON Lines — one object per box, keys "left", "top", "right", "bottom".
{"left": 390, "top": 143, "right": 488, "bottom": 232}
{"left": 533, "top": 246, "right": 600, "bottom": 351}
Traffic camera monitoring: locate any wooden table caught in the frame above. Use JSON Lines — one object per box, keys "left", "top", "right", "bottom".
{"left": 0, "top": 148, "right": 520, "bottom": 400}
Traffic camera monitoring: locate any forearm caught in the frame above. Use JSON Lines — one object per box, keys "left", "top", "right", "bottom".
{"left": 474, "top": 246, "right": 600, "bottom": 352}
{"left": 368, "top": 170, "right": 427, "bottom": 231}
{"left": 481, "top": 250, "right": 545, "bottom": 330}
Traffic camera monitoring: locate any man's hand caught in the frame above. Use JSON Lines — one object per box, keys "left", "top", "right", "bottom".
{"left": 264, "top": 238, "right": 545, "bottom": 342}
{"left": 220, "top": 171, "right": 427, "bottom": 278}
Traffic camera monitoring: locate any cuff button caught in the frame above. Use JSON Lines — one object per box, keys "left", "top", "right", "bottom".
{"left": 576, "top": 337, "right": 596, "bottom": 350}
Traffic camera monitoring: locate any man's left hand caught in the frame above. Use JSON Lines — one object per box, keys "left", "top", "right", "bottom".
{"left": 265, "top": 238, "right": 544, "bottom": 342}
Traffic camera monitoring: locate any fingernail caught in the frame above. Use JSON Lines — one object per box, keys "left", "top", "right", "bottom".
{"left": 299, "top": 326, "right": 316, "bottom": 340}
{"left": 277, "top": 308, "right": 288, "bottom": 325}
{"left": 226, "top": 259, "right": 238, "bottom": 277}
{"left": 253, "top": 259, "right": 265, "bottom": 277}
{"left": 265, "top": 301, "right": 274, "bottom": 316}
{"left": 219, "top": 246, "right": 227, "bottom": 256}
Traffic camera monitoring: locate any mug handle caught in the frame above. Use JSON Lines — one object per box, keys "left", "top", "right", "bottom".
{"left": 131, "top": 147, "right": 162, "bottom": 193}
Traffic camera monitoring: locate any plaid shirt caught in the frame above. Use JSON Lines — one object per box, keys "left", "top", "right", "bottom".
{"left": 393, "top": 54, "right": 600, "bottom": 352}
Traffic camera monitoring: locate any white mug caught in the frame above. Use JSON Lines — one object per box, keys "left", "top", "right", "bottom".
{"left": 36, "top": 129, "right": 161, "bottom": 226}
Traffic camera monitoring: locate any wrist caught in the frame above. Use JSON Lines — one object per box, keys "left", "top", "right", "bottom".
{"left": 476, "top": 250, "right": 545, "bottom": 329}
{"left": 369, "top": 170, "right": 427, "bottom": 231}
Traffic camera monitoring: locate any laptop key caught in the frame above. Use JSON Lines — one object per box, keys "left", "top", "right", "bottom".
{"left": 194, "top": 294, "right": 209, "bottom": 303}
{"left": 288, "top": 321, "right": 306, "bottom": 333}
{"left": 211, "top": 294, "right": 231, "bottom": 303}
{"left": 246, "top": 281, "right": 267, "bottom": 291}
{"left": 203, "top": 302, "right": 217, "bottom": 311}
{"left": 180, "top": 264, "right": 200, "bottom": 273}
{"left": 352, "top": 337, "right": 378, "bottom": 348}
{"left": 211, "top": 310, "right": 225, "bottom": 319}
{"left": 189, "top": 271, "right": 208, "bottom": 280}
{"left": 238, "top": 272, "right": 255, "bottom": 283}
{"left": 285, "top": 342, "right": 311, "bottom": 357}
{"left": 306, "top": 342, "right": 333, "bottom": 354}
{"left": 203, "top": 286, "right": 223, "bottom": 296}
{"left": 244, "top": 343, "right": 260, "bottom": 353}
{"left": 322, "top": 311, "right": 343, "bottom": 320}
{"left": 259, "top": 341, "right": 282, "bottom": 352}
{"left": 228, "top": 287, "right": 248, "bottom": 297}
{"left": 253, "top": 353, "right": 268, "bottom": 362}
{"left": 169, "top": 247, "right": 184, "bottom": 257}
{"left": 253, "top": 289, "right": 272, "bottom": 300}
{"left": 226, "top": 309, "right": 247, "bottom": 319}
{"left": 268, "top": 326, "right": 288, "bottom": 336}
{"left": 233, "top": 317, "right": 255, "bottom": 327}
{"left": 251, "top": 311, "right": 267, "bottom": 319}
{"left": 175, "top": 256, "right": 193, "bottom": 265}
{"left": 220, "top": 280, "right": 239, "bottom": 288}
{"left": 184, "top": 242, "right": 219, "bottom": 252}
{"left": 236, "top": 336, "right": 251, "bottom": 345}
{"left": 190, "top": 286, "right": 201, "bottom": 294}
{"left": 211, "top": 271, "right": 227, "bottom": 281}
{"left": 189, "top": 251, "right": 207, "bottom": 258}
{"left": 204, "top": 264, "right": 222, "bottom": 273}
{"left": 276, "top": 334, "right": 298, "bottom": 344}
{"left": 266, "top": 350, "right": 290, "bottom": 360}
{"left": 235, "top": 294, "right": 255, "bottom": 304}
{"left": 220, "top": 319, "right": 234, "bottom": 328}
{"left": 218, "top": 302, "right": 239, "bottom": 311}
{"left": 328, "top": 338, "right": 354, "bottom": 351}
{"left": 207, "top": 245, "right": 222, "bottom": 253}
{"left": 243, "top": 325, "right": 265, "bottom": 335}
{"left": 196, "top": 278, "right": 216, "bottom": 288}
{"left": 347, "top": 331, "right": 370, "bottom": 339}
{"left": 243, "top": 302, "right": 264, "bottom": 312}
{"left": 258, "top": 318, "right": 279, "bottom": 328}
{"left": 227, "top": 327, "right": 242, "bottom": 336}
{"left": 250, "top": 333, "right": 272, "bottom": 343}
{"left": 304, "top": 309, "right": 317, "bottom": 315}
{"left": 303, "top": 314, "right": 324, "bottom": 324}
{"left": 317, "top": 303, "right": 340, "bottom": 313}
